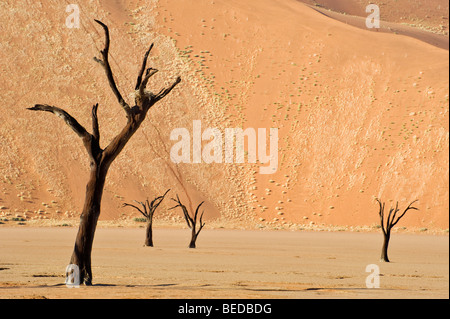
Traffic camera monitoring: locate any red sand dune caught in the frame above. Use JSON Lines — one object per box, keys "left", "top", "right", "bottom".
{"left": 0, "top": 0, "right": 448, "bottom": 232}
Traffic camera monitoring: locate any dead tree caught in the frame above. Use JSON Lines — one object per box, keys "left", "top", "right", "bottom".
{"left": 376, "top": 199, "right": 419, "bottom": 262}
{"left": 28, "top": 20, "right": 181, "bottom": 285}
{"left": 123, "top": 189, "right": 170, "bottom": 247}
{"left": 170, "top": 195, "right": 205, "bottom": 248}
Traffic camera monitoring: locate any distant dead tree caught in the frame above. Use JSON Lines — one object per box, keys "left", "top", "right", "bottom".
{"left": 376, "top": 199, "right": 419, "bottom": 262}
{"left": 28, "top": 20, "right": 181, "bottom": 285}
{"left": 123, "top": 189, "right": 170, "bottom": 247}
{"left": 170, "top": 195, "right": 205, "bottom": 248}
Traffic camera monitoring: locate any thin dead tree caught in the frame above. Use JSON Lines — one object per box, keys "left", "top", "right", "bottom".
{"left": 123, "top": 189, "right": 170, "bottom": 247}
{"left": 28, "top": 20, "right": 181, "bottom": 285}
{"left": 170, "top": 195, "right": 205, "bottom": 248}
{"left": 376, "top": 199, "right": 419, "bottom": 262}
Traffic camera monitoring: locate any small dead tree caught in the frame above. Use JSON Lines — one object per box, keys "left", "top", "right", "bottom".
{"left": 376, "top": 199, "right": 419, "bottom": 262}
{"left": 123, "top": 189, "right": 170, "bottom": 247}
{"left": 28, "top": 20, "right": 181, "bottom": 285}
{"left": 170, "top": 195, "right": 205, "bottom": 248}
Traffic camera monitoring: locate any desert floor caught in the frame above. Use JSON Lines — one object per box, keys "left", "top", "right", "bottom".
{"left": 0, "top": 227, "right": 448, "bottom": 299}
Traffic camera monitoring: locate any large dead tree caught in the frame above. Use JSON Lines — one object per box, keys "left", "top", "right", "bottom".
{"left": 170, "top": 195, "right": 205, "bottom": 248}
{"left": 123, "top": 189, "right": 170, "bottom": 247}
{"left": 28, "top": 20, "right": 181, "bottom": 285}
{"left": 376, "top": 199, "right": 419, "bottom": 262}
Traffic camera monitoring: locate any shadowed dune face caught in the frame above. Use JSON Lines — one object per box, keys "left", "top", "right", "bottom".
{"left": 300, "top": 0, "right": 449, "bottom": 35}
{"left": 299, "top": 0, "right": 449, "bottom": 50}
{"left": 0, "top": 0, "right": 448, "bottom": 231}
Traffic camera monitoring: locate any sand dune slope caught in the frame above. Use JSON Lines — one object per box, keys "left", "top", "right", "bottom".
{"left": 0, "top": 0, "right": 448, "bottom": 231}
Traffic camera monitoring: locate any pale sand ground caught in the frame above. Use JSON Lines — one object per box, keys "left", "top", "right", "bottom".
{"left": 0, "top": 227, "right": 447, "bottom": 299}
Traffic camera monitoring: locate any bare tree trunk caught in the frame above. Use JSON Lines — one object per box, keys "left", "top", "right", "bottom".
{"left": 189, "top": 229, "right": 197, "bottom": 249}
{"left": 145, "top": 220, "right": 153, "bottom": 247}
{"left": 380, "top": 232, "right": 390, "bottom": 262}
{"left": 69, "top": 164, "right": 107, "bottom": 285}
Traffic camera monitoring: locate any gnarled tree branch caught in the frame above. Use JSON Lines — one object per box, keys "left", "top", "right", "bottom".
{"left": 155, "top": 76, "right": 182, "bottom": 102}
{"left": 139, "top": 68, "right": 159, "bottom": 98}
{"left": 391, "top": 199, "right": 419, "bottom": 228}
{"left": 91, "top": 103, "right": 100, "bottom": 141}
{"left": 28, "top": 104, "right": 89, "bottom": 139}
{"left": 123, "top": 201, "right": 148, "bottom": 218}
{"left": 27, "top": 104, "right": 103, "bottom": 165}
{"left": 148, "top": 188, "right": 171, "bottom": 215}
{"left": 194, "top": 201, "right": 206, "bottom": 235}
{"left": 94, "top": 20, "right": 131, "bottom": 117}
{"left": 135, "top": 43, "right": 154, "bottom": 90}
